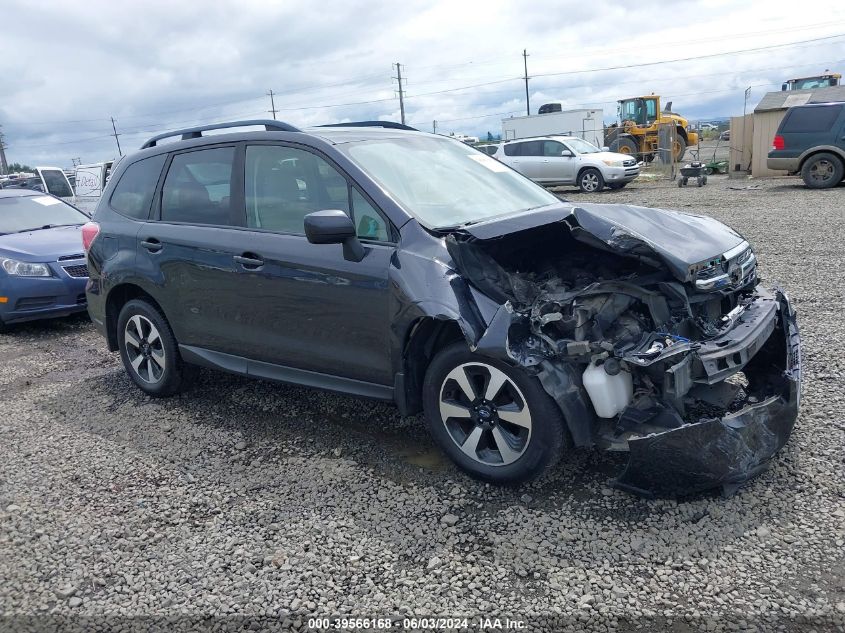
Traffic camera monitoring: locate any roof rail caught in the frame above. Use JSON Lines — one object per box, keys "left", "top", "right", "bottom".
{"left": 318, "top": 121, "right": 417, "bottom": 131}
{"left": 140, "top": 119, "right": 301, "bottom": 149}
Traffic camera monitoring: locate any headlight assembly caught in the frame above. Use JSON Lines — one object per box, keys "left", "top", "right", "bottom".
{"left": 0, "top": 258, "right": 53, "bottom": 277}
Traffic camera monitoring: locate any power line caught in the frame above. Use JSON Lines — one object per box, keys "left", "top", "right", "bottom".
{"left": 532, "top": 32, "right": 845, "bottom": 79}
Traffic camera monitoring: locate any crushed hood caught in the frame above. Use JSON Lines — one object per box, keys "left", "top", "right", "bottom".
{"left": 459, "top": 202, "right": 746, "bottom": 282}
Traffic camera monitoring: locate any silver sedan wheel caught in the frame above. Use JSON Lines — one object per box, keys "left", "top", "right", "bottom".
{"left": 581, "top": 171, "right": 600, "bottom": 192}
{"left": 438, "top": 362, "right": 532, "bottom": 466}
{"left": 124, "top": 314, "right": 166, "bottom": 384}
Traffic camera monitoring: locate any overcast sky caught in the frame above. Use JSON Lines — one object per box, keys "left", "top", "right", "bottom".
{"left": 3, "top": 0, "right": 845, "bottom": 166}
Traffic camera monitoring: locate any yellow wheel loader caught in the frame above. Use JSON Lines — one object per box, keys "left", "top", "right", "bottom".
{"left": 604, "top": 95, "right": 698, "bottom": 163}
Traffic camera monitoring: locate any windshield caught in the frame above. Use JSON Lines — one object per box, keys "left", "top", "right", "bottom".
{"left": 565, "top": 138, "right": 601, "bottom": 154}
{"left": 0, "top": 195, "right": 87, "bottom": 234}
{"left": 341, "top": 136, "right": 560, "bottom": 228}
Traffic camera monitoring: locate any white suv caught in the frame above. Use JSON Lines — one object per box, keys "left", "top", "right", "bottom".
{"left": 493, "top": 136, "right": 640, "bottom": 192}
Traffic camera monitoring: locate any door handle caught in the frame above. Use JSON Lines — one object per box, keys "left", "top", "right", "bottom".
{"left": 234, "top": 254, "right": 264, "bottom": 269}
{"left": 140, "top": 239, "right": 162, "bottom": 253}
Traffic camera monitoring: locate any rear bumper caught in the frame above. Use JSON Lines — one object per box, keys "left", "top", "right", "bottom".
{"left": 0, "top": 274, "right": 88, "bottom": 325}
{"left": 767, "top": 157, "right": 799, "bottom": 172}
{"left": 613, "top": 288, "right": 801, "bottom": 497}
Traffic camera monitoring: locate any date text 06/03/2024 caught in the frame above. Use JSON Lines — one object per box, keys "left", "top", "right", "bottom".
{"left": 306, "top": 617, "right": 527, "bottom": 630}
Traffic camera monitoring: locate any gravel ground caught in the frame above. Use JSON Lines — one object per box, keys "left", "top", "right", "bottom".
{"left": 1, "top": 175, "right": 844, "bottom": 632}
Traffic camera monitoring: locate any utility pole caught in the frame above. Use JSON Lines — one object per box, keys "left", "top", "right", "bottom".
{"left": 432, "top": 120, "right": 437, "bottom": 134}
{"left": 742, "top": 86, "right": 751, "bottom": 118}
{"left": 394, "top": 63, "right": 406, "bottom": 125}
{"left": 110, "top": 117, "right": 123, "bottom": 157}
{"left": 267, "top": 89, "right": 278, "bottom": 120}
{"left": 0, "top": 125, "right": 8, "bottom": 175}
{"left": 523, "top": 49, "right": 530, "bottom": 116}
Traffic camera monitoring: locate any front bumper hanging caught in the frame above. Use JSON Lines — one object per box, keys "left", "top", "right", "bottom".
{"left": 612, "top": 289, "right": 801, "bottom": 497}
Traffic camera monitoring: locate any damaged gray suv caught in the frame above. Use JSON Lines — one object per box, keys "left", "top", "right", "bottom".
{"left": 85, "top": 120, "right": 801, "bottom": 497}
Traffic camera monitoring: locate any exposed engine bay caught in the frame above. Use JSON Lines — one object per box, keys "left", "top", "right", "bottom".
{"left": 445, "top": 205, "right": 801, "bottom": 496}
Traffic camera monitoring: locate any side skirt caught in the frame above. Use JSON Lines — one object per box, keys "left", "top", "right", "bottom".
{"left": 179, "top": 345, "right": 395, "bottom": 402}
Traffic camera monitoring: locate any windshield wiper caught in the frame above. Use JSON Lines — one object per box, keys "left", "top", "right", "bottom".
{"left": 14, "top": 223, "right": 79, "bottom": 233}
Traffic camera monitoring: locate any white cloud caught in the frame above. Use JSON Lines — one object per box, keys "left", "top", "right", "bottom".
{"left": 2, "top": 0, "right": 844, "bottom": 164}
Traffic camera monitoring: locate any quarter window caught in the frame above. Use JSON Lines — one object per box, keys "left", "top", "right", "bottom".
{"left": 109, "top": 154, "right": 166, "bottom": 220}
{"left": 782, "top": 105, "right": 842, "bottom": 133}
{"left": 160, "top": 147, "right": 235, "bottom": 225}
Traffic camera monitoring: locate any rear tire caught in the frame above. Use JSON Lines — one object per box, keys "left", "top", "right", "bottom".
{"left": 422, "top": 342, "right": 569, "bottom": 484}
{"left": 117, "top": 299, "right": 192, "bottom": 397}
{"left": 578, "top": 168, "right": 605, "bottom": 193}
{"left": 801, "top": 153, "right": 844, "bottom": 189}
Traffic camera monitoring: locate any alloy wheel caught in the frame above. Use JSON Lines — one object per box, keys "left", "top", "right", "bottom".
{"left": 124, "top": 314, "right": 166, "bottom": 384}
{"left": 581, "top": 172, "right": 599, "bottom": 192}
{"left": 809, "top": 159, "right": 834, "bottom": 183}
{"left": 438, "top": 362, "right": 532, "bottom": 466}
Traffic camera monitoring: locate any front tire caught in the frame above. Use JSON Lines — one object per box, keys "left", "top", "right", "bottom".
{"left": 578, "top": 168, "right": 605, "bottom": 193}
{"left": 422, "top": 343, "right": 569, "bottom": 484}
{"left": 117, "top": 299, "right": 192, "bottom": 397}
{"left": 801, "top": 153, "right": 844, "bottom": 189}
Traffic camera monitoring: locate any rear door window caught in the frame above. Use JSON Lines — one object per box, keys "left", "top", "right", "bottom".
{"left": 160, "top": 147, "right": 236, "bottom": 225}
{"left": 503, "top": 142, "right": 522, "bottom": 157}
{"left": 519, "top": 141, "right": 543, "bottom": 156}
{"left": 109, "top": 154, "right": 167, "bottom": 220}
{"left": 781, "top": 105, "right": 842, "bottom": 133}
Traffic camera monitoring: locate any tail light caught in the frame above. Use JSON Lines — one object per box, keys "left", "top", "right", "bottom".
{"left": 81, "top": 222, "right": 100, "bottom": 252}
{"left": 772, "top": 135, "right": 785, "bottom": 151}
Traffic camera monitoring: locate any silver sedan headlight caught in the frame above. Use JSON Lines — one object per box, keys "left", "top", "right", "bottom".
{"left": 0, "top": 258, "right": 53, "bottom": 277}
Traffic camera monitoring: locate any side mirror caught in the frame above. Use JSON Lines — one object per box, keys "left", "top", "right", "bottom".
{"left": 561, "top": 150, "right": 574, "bottom": 157}
{"left": 602, "top": 146, "right": 610, "bottom": 152}
{"left": 304, "top": 210, "right": 364, "bottom": 262}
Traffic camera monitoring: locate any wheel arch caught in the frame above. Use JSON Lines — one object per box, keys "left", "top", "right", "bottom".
{"left": 397, "top": 317, "right": 466, "bottom": 416}
{"left": 104, "top": 283, "right": 166, "bottom": 352}
{"left": 798, "top": 147, "right": 845, "bottom": 173}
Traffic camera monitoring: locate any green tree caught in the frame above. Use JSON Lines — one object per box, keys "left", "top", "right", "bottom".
{"left": 5, "top": 162, "right": 34, "bottom": 174}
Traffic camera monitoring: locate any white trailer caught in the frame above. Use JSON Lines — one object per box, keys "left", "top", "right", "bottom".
{"left": 502, "top": 109, "right": 604, "bottom": 147}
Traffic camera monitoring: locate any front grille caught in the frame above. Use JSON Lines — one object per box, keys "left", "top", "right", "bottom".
{"left": 62, "top": 264, "right": 89, "bottom": 278}
{"left": 58, "top": 253, "right": 84, "bottom": 261}
{"left": 16, "top": 296, "right": 56, "bottom": 310}
{"left": 623, "top": 158, "right": 637, "bottom": 167}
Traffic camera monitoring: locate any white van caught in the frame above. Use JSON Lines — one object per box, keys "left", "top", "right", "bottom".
{"left": 73, "top": 161, "right": 115, "bottom": 199}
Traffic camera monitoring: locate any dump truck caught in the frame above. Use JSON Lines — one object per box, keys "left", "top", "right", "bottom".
{"left": 781, "top": 72, "right": 840, "bottom": 91}
{"left": 604, "top": 95, "right": 697, "bottom": 162}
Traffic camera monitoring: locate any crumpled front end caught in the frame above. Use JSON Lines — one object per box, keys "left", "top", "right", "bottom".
{"left": 445, "top": 207, "right": 802, "bottom": 497}
{"left": 613, "top": 289, "right": 800, "bottom": 496}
